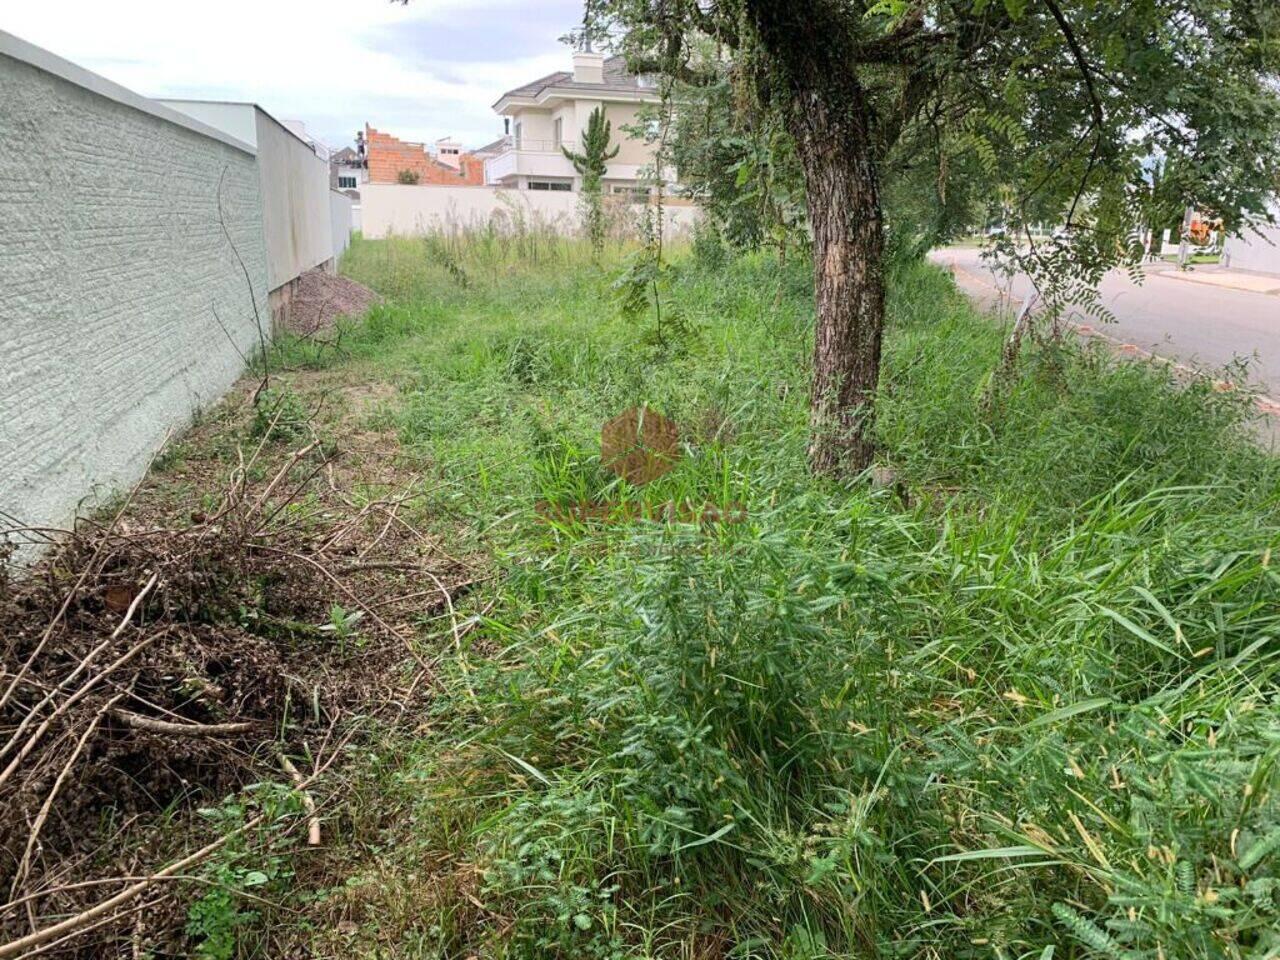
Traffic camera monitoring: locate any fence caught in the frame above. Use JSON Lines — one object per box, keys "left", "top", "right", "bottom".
{"left": 0, "top": 31, "right": 269, "bottom": 552}
{"left": 1223, "top": 215, "right": 1280, "bottom": 274}
{"left": 359, "top": 183, "right": 701, "bottom": 240}
{"left": 331, "top": 191, "right": 354, "bottom": 259}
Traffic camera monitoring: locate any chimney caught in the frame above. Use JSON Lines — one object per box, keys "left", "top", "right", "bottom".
{"left": 573, "top": 51, "right": 605, "bottom": 84}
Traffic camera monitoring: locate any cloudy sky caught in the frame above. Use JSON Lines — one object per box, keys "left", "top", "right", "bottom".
{"left": 4, "top": 0, "right": 585, "bottom": 151}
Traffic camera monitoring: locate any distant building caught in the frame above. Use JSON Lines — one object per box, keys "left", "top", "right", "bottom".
{"left": 364, "top": 125, "right": 486, "bottom": 185}
{"left": 486, "top": 51, "right": 665, "bottom": 194}
{"left": 330, "top": 146, "right": 366, "bottom": 196}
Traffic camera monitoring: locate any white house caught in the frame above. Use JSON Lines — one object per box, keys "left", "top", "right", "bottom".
{"left": 486, "top": 51, "right": 666, "bottom": 194}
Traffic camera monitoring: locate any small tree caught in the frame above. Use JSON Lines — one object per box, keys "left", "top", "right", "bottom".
{"left": 563, "top": 106, "right": 621, "bottom": 253}
{"left": 396, "top": 169, "right": 420, "bottom": 185}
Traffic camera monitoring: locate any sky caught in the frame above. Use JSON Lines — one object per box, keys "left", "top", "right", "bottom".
{"left": 3, "top": 0, "right": 586, "bottom": 151}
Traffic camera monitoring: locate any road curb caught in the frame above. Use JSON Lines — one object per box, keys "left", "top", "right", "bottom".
{"left": 943, "top": 260, "right": 1280, "bottom": 419}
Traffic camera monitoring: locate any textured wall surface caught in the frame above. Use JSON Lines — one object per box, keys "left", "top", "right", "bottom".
{"left": 159, "top": 101, "right": 337, "bottom": 290}
{"left": 361, "top": 183, "right": 700, "bottom": 239}
{"left": 0, "top": 37, "right": 268, "bottom": 545}
{"left": 255, "top": 111, "right": 333, "bottom": 290}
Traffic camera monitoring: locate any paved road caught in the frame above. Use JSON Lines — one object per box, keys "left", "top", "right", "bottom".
{"left": 933, "top": 246, "right": 1280, "bottom": 403}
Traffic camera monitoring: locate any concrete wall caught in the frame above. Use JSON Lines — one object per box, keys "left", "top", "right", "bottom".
{"left": 255, "top": 109, "right": 333, "bottom": 289}
{"left": 154, "top": 99, "right": 260, "bottom": 148}
{"left": 361, "top": 183, "right": 700, "bottom": 239}
{"left": 1224, "top": 212, "right": 1280, "bottom": 275}
{"left": 161, "top": 100, "right": 335, "bottom": 291}
{"left": 0, "top": 31, "right": 268, "bottom": 546}
{"left": 330, "top": 190, "right": 353, "bottom": 260}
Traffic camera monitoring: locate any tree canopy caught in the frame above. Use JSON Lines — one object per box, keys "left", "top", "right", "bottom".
{"left": 569, "top": 0, "right": 1280, "bottom": 475}
{"left": 587, "top": 0, "right": 1280, "bottom": 295}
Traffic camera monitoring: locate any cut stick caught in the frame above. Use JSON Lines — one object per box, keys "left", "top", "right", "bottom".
{"left": 9, "top": 695, "right": 122, "bottom": 902}
{"left": 111, "top": 711, "right": 254, "bottom": 737}
{"left": 276, "top": 750, "right": 321, "bottom": 846}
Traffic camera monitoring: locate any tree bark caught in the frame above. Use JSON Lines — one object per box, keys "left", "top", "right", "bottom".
{"left": 747, "top": 1, "right": 887, "bottom": 477}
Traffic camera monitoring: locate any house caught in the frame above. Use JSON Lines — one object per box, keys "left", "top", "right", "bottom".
{"left": 330, "top": 146, "right": 367, "bottom": 196}
{"left": 486, "top": 51, "right": 664, "bottom": 194}
{"left": 365, "top": 125, "right": 486, "bottom": 185}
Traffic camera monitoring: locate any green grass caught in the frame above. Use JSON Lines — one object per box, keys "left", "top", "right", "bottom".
{"left": 277, "top": 232, "right": 1280, "bottom": 960}
{"left": 1161, "top": 252, "right": 1223, "bottom": 265}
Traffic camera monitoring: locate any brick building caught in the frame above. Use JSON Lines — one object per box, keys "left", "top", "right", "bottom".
{"left": 365, "top": 125, "right": 485, "bottom": 185}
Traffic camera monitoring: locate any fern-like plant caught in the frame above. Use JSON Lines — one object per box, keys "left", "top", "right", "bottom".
{"left": 562, "top": 106, "right": 620, "bottom": 254}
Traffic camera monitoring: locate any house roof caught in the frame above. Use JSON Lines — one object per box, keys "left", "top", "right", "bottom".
{"left": 493, "top": 56, "right": 655, "bottom": 110}
{"left": 473, "top": 136, "right": 512, "bottom": 156}
{"left": 331, "top": 146, "right": 359, "bottom": 164}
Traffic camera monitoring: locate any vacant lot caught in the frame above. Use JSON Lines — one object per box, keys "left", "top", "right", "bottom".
{"left": 278, "top": 233, "right": 1277, "bottom": 960}
{"left": 7, "top": 231, "right": 1279, "bottom": 958}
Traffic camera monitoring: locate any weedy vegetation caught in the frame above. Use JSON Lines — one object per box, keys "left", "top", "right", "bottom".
{"left": 5, "top": 226, "right": 1277, "bottom": 958}
{"left": 270, "top": 230, "right": 1279, "bottom": 959}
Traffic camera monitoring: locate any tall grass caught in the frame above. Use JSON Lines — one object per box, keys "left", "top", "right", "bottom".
{"left": 281, "top": 235, "right": 1280, "bottom": 959}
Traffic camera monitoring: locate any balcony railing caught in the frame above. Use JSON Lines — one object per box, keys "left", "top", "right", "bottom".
{"left": 504, "top": 139, "right": 582, "bottom": 154}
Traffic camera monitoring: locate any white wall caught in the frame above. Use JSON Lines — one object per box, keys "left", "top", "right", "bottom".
{"left": 330, "top": 190, "right": 353, "bottom": 260}
{"left": 156, "top": 99, "right": 259, "bottom": 147}
{"left": 0, "top": 31, "right": 268, "bottom": 549}
{"left": 254, "top": 109, "right": 334, "bottom": 289}
{"left": 1224, "top": 212, "right": 1280, "bottom": 275}
{"left": 361, "top": 183, "right": 700, "bottom": 239}
{"left": 162, "top": 100, "right": 335, "bottom": 291}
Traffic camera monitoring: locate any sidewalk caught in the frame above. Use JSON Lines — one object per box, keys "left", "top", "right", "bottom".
{"left": 1147, "top": 262, "right": 1280, "bottom": 295}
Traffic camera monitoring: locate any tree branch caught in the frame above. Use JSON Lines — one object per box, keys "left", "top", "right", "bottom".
{"left": 1043, "top": 0, "right": 1105, "bottom": 131}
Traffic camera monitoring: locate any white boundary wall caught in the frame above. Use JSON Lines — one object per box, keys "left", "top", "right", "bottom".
{"left": 0, "top": 31, "right": 269, "bottom": 548}
{"left": 161, "top": 100, "right": 337, "bottom": 290}
{"left": 331, "top": 191, "right": 354, "bottom": 260}
{"left": 360, "top": 184, "right": 701, "bottom": 239}
{"left": 1223, "top": 210, "right": 1280, "bottom": 275}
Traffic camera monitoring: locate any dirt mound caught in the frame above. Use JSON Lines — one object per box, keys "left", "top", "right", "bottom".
{"left": 286, "top": 269, "right": 380, "bottom": 336}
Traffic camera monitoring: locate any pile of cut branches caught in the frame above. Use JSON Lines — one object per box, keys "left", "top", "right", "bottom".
{"left": 0, "top": 418, "right": 473, "bottom": 956}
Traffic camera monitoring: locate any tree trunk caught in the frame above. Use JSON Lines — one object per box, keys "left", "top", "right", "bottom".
{"left": 796, "top": 111, "right": 885, "bottom": 475}
{"left": 746, "top": 1, "right": 887, "bottom": 477}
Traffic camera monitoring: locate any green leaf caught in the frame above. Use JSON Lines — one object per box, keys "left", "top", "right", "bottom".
{"left": 241, "top": 871, "right": 269, "bottom": 887}
{"left": 1098, "top": 607, "right": 1182, "bottom": 658}
{"left": 932, "top": 845, "right": 1048, "bottom": 863}
{"left": 674, "top": 820, "right": 736, "bottom": 852}
{"left": 1004, "top": 0, "right": 1028, "bottom": 19}
{"left": 500, "top": 750, "right": 551, "bottom": 785}
{"left": 1022, "top": 697, "right": 1112, "bottom": 730}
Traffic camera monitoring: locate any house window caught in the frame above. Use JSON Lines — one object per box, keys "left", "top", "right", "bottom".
{"left": 554, "top": 117, "right": 563, "bottom": 148}
{"left": 513, "top": 122, "right": 522, "bottom": 149}
{"left": 337, "top": 175, "right": 358, "bottom": 190}
{"left": 528, "top": 180, "right": 572, "bottom": 192}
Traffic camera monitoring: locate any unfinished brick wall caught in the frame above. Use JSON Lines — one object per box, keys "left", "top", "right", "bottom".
{"left": 365, "top": 125, "right": 485, "bottom": 186}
